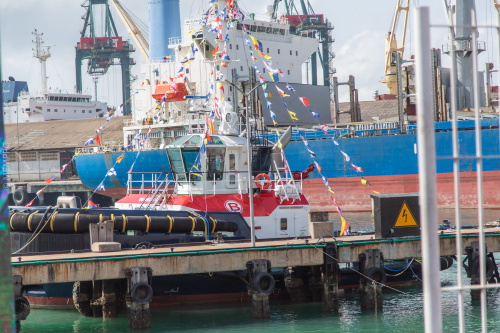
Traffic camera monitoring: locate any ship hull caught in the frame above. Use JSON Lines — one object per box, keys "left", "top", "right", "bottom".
{"left": 75, "top": 122, "right": 500, "bottom": 211}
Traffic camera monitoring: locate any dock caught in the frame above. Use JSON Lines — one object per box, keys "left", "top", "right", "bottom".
{"left": 11, "top": 227, "right": 500, "bottom": 329}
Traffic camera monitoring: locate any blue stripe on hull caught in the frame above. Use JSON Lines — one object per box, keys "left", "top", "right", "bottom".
{"left": 75, "top": 128, "right": 500, "bottom": 190}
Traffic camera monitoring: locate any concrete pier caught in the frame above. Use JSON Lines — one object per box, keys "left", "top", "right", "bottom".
{"left": 11, "top": 227, "right": 500, "bottom": 329}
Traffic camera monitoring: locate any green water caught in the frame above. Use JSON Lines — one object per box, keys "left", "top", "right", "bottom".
{"left": 19, "top": 209, "right": 500, "bottom": 332}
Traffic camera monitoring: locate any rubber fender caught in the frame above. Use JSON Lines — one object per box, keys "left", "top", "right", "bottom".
{"left": 252, "top": 272, "right": 275, "bottom": 295}
{"left": 366, "top": 267, "right": 387, "bottom": 285}
{"left": 470, "top": 257, "right": 494, "bottom": 280}
{"left": 130, "top": 282, "right": 153, "bottom": 304}
{"left": 13, "top": 188, "right": 28, "bottom": 206}
{"left": 15, "top": 296, "right": 30, "bottom": 321}
{"left": 440, "top": 256, "right": 454, "bottom": 271}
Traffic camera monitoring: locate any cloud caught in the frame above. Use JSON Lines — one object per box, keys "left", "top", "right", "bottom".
{"left": 334, "top": 30, "right": 387, "bottom": 101}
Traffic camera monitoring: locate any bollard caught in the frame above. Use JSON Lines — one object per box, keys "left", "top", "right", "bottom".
{"left": 358, "top": 249, "right": 385, "bottom": 309}
{"left": 125, "top": 267, "right": 153, "bottom": 329}
{"left": 464, "top": 241, "right": 494, "bottom": 301}
{"left": 247, "top": 259, "right": 274, "bottom": 319}
{"left": 322, "top": 243, "right": 340, "bottom": 311}
{"left": 13, "top": 275, "right": 30, "bottom": 333}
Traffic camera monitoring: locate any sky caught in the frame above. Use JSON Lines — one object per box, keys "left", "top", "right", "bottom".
{"left": 1, "top": 0, "right": 499, "bottom": 108}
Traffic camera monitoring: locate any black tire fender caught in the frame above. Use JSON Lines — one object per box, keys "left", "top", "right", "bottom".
{"left": 130, "top": 282, "right": 153, "bottom": 304}
{"left": 470, "top": 257, "right": 494, "bottom": 280}
{"left": 366, "top": 267, "right": 387, "bottom": 285}
{"left": 13, "top": 188, "right": 28, "bottom": 206}
{"left": 15, "top": 296, "right": 30, "bottom": 321}
{"left": 252, "top": 272, "right": 275, "bottom": 295}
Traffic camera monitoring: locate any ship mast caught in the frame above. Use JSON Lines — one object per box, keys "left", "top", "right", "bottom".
{"left": 32, "top": 29, "right": 52, "bottom": 94}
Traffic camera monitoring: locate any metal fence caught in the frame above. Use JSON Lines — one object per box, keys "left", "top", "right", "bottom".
{"left": 416, "top": 5, "right": 500, "bottom": 332}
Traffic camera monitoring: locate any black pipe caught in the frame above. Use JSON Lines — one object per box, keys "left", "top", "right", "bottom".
{"left": 9, "top": 212, "right": 237, "bottom": 234}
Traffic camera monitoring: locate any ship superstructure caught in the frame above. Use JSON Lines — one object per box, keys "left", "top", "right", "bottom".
{"left": 2, "top": 30, "right": 108, "bottom": 124}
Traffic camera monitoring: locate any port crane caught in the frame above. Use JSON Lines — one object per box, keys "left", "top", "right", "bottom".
{"left": 75, "top": 0, "right": 135, "bottom": 115}
{"left": 381, "top": 0, "right": 410, "bottom": 95}
{"left": 271, "top": 0, "right": 335, "bottom": 99}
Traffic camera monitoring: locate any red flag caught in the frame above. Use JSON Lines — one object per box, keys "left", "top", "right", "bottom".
{"left": 299, "top": 97, "right": 310, "bottom": 107}
{"left": 351, "top": 163, "right": 364, "bottom": 173}
{"left": 45, "top": 176, "right": 56, "bottom": 184}
{"left": 212, "top": 44, "right": 219, "bottom": 56}
{"left": 96, "top": 133, "right": 102, "bottom": 147}
{"left": 25, "top": 197, "right": 36, "bottom": 207}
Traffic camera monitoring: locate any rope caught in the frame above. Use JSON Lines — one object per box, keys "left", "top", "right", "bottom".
{"left": 12, "top": 207, "right": 58, "bottom": 255}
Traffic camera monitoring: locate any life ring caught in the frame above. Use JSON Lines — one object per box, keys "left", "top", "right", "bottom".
{"left": 366, "top": 267, "right": 387, "bottom": 285}
{"left": 470, "top": 257, "right": 494, "bottom": 280}
{"left": 255, "top": 173, "right": 271, "bottom": 190}
{"left": 130, "top": 282, "right": 153, "bottom": 304}
{"left": 13, "top": 188, "right": 28, "bottom": 206}
{"left": 252, "top": 272, "right": 275, "bottom": 295}
{"left": 15, "top": 296, "right": 30, "bottom": 321}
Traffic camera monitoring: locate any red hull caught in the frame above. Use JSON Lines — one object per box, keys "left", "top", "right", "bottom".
{"left": 303, "top": 170, "right": 500, "bottom": 212}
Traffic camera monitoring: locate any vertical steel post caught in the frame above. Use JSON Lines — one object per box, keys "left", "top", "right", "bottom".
{"left": 414, "top": 7, "right": 442, "bottom": 333}
{"left": 470, "top": 8, "right": 487, "bottom": 331}
{"left": 0, "top": 32, "right": 15, "bottom": 332}
{"left": 246, "top": 94, "right": 255, "bottom": 247}
{"left": 445, "top": 4, "right": 466, "bottom": 331}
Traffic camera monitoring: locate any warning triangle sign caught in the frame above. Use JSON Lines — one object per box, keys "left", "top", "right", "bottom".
{"left": 393, "top": 201, "right": 418, "bottom": 228}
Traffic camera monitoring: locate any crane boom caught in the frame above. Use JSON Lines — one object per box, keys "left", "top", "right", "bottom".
{"left": 110, "top": 0, "right": 149, "bottom": 63}
{"left": 382, "top": 0, "right": 410, "bottom": 95}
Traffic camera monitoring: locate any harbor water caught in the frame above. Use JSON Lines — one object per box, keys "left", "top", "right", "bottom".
{"left": 20, "top": 209, "right": 500, "bottom": 332}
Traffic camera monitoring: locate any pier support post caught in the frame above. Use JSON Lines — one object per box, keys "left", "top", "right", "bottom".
{"left": 322, "top": 243, "right": 340, "bottom": 311}
{"left": 13, "top": 275, "right": 30, "bottom": 333}
{"left": 125, "top": 267, "right": 153, "bottom": 329}
{"left": 247, "top": 259, "right": 274, "bottom": 319}
{"left": 358, "top": 250, "right": 385, "bottom": 309}
{"left": 284, "top": 266, "right": 310, "bottom": 302}
{"left": 73, "top": 281, "right": 93, "bottom": 317}
{"left": 465, "top": 241, "right": 494, "bottom": 301}
{"left": 91, "top": 280, "right": 103, "bottom": 318}
{"left": 102, "top": 280, "right": 117, "bottom": 318}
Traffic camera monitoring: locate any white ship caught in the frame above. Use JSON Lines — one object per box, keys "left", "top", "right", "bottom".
{"left": 2, "top": 29, "right": 108, "bottom": 124}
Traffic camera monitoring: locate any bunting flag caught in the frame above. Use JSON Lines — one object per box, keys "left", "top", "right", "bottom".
{"left": 309, "top": 110, "right": 320, "bottom": 118}
{"left": 288, "top": 110, "right": 298, "bottom": 121}
{"left": 269, "top": 70, "right": 280, "bottom": 83}
{"left": 97, "top": 182, "right": 105, "bottom": 191}
{"left": 84, "top": 138, "right": 94, "bottom": 146}
{"left": 60, "top": 163, "right": 69, "bottom": 172}
{"left": 299, "top": 97, "right": 310, "bottom": 107}
{"left": 116, "top": 154, "right": 124, "bottom": 163}
{"left": 163, "top": 55, "right": 171, "bottom": 62}
{"left": 212, "top": 44, "right": 219, "bottom": 56}
{"left": 340, "top": 150, "right": 350, "bottom": 162}
{"left": 351, "top": 163, "right": 364, "bottom": 173}
{"left": 96, "top": 133, "right": 102, "bottom": 147}
{"left": 332, "top": 139, "right": 339, "bottom": 146}
{"left": 106, "top": 115, "right": 114, "bottom": 122}
{"left": 141, "top": 79, "right": 150, "bottom": 86}
{"left": 25, "top": 197, "right": 36, "bottom": 208}
{"left": 218, "top": 82, "right": 225, "bottom": 100}
{"left": 106, "top": 168, "right": 117, "bottom": 177}
{"left": 45, "top": 176, "right": 56, "bottom": 184}
{"left": 87, "top": 200, "right": 97, "bottom": 209}
{"left": 190, "top": 155, "right": 203, "bottom": 178}
{"left": 314, "top": 161, "right": 322, "bottom": 174}
{"left": 321, "top": 124, "right": 329, "bottom": 134}
{"left": 276, "top": 86, "right": 290, "bottom": 97}
{"left": 361, "top": 177, "right": 371, "bottom": 186}
{"left": 340, "top": 215, "right": 349, "bottom": 236}
{"left": 286, "top": 84, "right": 296, "bottom": 92}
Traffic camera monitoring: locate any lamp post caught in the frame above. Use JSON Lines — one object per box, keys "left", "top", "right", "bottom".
{"left": 225, "top": 80, "right": 265, "bottom": 247}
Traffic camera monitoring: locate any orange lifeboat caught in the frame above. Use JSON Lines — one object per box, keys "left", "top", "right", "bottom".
{"left": 152, "top": 82, "right": 188, "bottom": 102}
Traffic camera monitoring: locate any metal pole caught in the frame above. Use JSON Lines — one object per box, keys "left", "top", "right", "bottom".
{"left": 445, "top": 4, "right": 465, "bottom": 330}
{"left": 245, "top": 94, "right": 255, "bottom": 247}
{"left": 471, "top": 8, "right": 487, "bottom": 330}
{"left": 414, "top": 7, "right": 442, "bottom": 333}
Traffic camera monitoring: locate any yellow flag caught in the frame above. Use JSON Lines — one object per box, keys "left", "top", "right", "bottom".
{"left": 288, "top": 110, "right": 298, "bottom": 120}
{"left": 187, "top": 29, "right": 194, "bottom": 35}
{"left": 249, "top": 35, "right": 258, "bottom": 47}
{"left": 340, "top": 215, "right": 349, "bottom": 236}
{"left": 264, "top": 54, "right": 272, "bottom": 60}
{"left": 275, "top": 129, "right": 282, "bottom": 148}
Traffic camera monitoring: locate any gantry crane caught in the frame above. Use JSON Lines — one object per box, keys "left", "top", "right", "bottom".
{"left": 272, "top": 0, "right": 335, "bottom": 98}
{"left": 75, "top": 0, "right": 135, "bottom": 115}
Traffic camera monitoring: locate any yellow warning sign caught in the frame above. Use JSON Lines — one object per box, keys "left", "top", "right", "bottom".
{"left": 393, "top": 201, "right": 418, "bottom": 228}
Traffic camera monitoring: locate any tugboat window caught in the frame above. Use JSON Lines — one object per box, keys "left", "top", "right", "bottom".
{"left": 207, "top": 148, "right": 226, "bottom": 181}
{"left": 182, "top": 148, "right": 201, "bottom": 181}
{"left": 167, "top": 148, "right": 187, "bottom": 181}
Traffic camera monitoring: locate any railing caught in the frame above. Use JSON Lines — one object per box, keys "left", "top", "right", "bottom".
{"left": 127, "top": 171, "right": 173, "bottom": 196}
